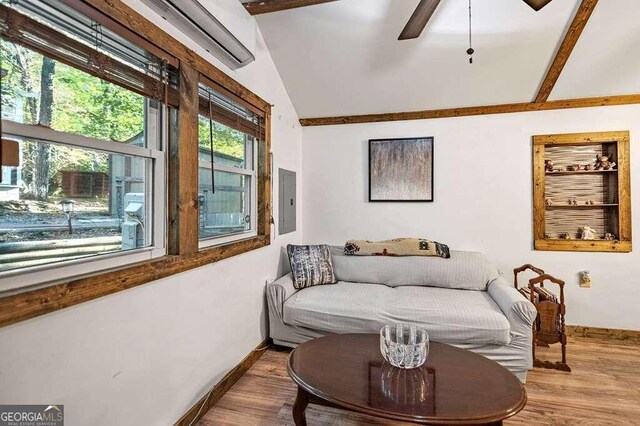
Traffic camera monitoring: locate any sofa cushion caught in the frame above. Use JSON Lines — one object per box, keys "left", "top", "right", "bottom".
{"left": 331, "top": 247, "right": 498, "bottom": 291}
{"left": 287, "top": 244, "right": 337, "bottom": 289}
{"left": 283, "top": 282, "right": 511, "bottom": 345}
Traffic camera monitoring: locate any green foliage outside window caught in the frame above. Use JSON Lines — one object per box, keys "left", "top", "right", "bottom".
{"left": 197, "top": 115, "right": 246, "bottom": 161}
{"left": 1, "top": 39, "right": 144, "bottom": 200}
{"left": 1, "top": 37, "right": 251, "bottom": 202}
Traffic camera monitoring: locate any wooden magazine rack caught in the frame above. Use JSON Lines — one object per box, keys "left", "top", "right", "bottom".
{"left": 514, "top": 264, "right": 571, "bottom": 372}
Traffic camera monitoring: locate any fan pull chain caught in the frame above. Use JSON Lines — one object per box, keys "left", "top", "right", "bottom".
{"left": 467, "top": 0, "right": 474, "bottom": 64}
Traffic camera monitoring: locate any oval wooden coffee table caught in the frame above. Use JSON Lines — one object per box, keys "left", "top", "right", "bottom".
{"left": 287, "top": 334, "right": 526, "bottom": 425}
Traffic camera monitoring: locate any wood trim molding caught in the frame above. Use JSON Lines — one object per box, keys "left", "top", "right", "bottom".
{"left": 566, "top": 325, "right": 640, "bottom": 344}
{"left": 533, "top": 240, "right": 631, "bottom": 253}
{"left": 532, "top": 142, "right": 546, "bottom": 242}
{"left": 299, "top": 94, "right": 640, "bottom": 126}
{"left": 169, "top": 63, "right": 200, "bottom": 256}
{"left": 0, "top": 236, "right": 269, "bottom": 328}
{"left": 258, "top": 111, "right": 273, "bottom": 239}
{"left": 534, "top": 0, "right": 599, "bottom": 103}
{"left": 243, "top": 0, "right": 338, "bottom": 15}
{"left": 532, "top": 130, "right": 630, "bottom": 145}
{"left": 174, "top": 339, "right": 271, "bottom": 426}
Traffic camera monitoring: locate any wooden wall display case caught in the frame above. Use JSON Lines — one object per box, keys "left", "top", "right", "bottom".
{"left": 533, "top": 131, "right": 631, "bottom": 252}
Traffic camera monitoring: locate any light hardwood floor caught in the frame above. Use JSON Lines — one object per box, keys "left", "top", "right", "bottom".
{"left": 197, "top": 337, "right": 640, "bottom": 425}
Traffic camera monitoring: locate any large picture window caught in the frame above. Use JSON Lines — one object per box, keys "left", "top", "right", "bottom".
{"left": 0, "top": 0, "right": 175, "bottom": 291}
{"left": 197, "top": 82, "right": 262, "bottom": 246}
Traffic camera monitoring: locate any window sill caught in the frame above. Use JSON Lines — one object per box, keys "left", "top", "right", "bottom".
{"left": 199, "top": 230, "right": 258, "bottom": 249}
{"left": 0, "top": 246, "right": 165, "bottom": 295}
{"left": 0, "top": 234, "right": 270, "bottom": 328}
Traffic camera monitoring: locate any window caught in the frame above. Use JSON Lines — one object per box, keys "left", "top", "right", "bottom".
{"left": 197, "top": 82, "right": 263, "bottom": 246}
{"left": 0, "top": 0, "right": 176, "bottom": 291}
{"left": 0, "top": 0, "right": 272, "bottom": 326}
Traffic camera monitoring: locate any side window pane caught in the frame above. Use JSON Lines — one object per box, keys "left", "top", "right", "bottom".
{"left": 0, "top": 138, "right": 151, "bottom": 273}
{"left": 0, "top": 38, "right": 160, "bottom": 275}
{"left": 1, "top": 38, "right": 145, "bottom": 145}
{"left": 198, "top": 116, "right": 250, "bottom": 169}
{"left": 198, "top": 169, "right": 251, "bottom": 239}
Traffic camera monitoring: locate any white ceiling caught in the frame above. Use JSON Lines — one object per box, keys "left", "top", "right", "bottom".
{"left": 548, "top": 0, "right": 640, "bottom": 100}
{"left": 250, "top": 0, "right": 640, "bottom": 118}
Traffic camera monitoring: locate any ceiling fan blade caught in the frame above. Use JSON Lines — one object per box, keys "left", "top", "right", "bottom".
{"left": 398, "top": 0, "right": 442, "bottom": 40}
{"left": 523, "top": 0, "right": 553, "bottom": 11}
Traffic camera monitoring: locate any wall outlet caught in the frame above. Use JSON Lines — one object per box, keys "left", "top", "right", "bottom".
{"left": 579, "top": 270, "right": 591, "bottom": 288}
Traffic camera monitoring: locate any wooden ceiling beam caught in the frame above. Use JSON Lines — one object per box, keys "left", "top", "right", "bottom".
{"left": 534, "top": 0, "right": 599, "bottom": 103}
{"left": 243, "top": 0, "right": 338, "bottom": 15}
{"left": 299, "top": 94, "right": 640, "bottom": 126}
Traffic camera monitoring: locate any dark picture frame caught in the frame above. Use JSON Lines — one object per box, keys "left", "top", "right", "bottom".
{"left": 369, "top": 137, "right": 434, "bottom": 202}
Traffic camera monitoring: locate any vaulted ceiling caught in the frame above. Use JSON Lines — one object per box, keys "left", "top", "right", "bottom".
{"left": 247, "top": 0, "right": 640, "bottom": 119}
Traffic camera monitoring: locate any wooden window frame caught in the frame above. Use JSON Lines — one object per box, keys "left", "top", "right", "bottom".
{"left": 196, "top": 78, "right": 265, "bottom": 247}
{"left": 0, "top": 116, "right": 166, "bottom": 293}
{"left": 0, "top": 0, "right": 272, "bottom": 328}
{"left": 532, "top": 131, "right": 631, "bottom": 253}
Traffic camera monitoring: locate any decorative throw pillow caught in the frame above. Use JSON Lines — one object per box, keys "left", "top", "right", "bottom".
{"left": 344, "top": 238, "right": 450, "bottom": 259}
{"left": 287, "top": 244, "right": 337, "bottom": 289}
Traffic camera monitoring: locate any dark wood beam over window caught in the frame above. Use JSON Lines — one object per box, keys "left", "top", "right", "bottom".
{"left": 242, "top": 0, "right": 338, "bottom": 15}
{"left": 534, "top": 0, "right": 599, "bottom": 103}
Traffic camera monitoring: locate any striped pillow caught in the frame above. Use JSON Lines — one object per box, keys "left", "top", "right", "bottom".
{"left": 287, "top": 244, "right": 337, "bottom": 289}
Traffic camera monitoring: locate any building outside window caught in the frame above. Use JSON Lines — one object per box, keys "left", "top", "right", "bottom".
{"left": 197, "top": 83, "right": 261, "bottom": 246}
{"left": 0, "top": 0, "right": 175, "bottom": 291}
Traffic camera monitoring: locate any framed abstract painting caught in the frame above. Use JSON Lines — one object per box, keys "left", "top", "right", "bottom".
{"left": 369, "top": 137, "right": 434, "bottom": 202}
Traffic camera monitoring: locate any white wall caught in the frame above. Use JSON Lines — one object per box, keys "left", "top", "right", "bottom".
{"left": 0, "top": 2, "right": 302, "bottom": 425}
{"left": 302, "top": 105, "right": 640, "bottom": 331}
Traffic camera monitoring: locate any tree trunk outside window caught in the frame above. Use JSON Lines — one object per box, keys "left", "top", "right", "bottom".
{"left": 32, "top": 57, "right": 55, "bottom": 201}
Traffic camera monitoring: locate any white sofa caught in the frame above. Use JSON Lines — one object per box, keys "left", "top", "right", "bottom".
{"left": 267, "top": 247, "right": 537, "bottom": 381}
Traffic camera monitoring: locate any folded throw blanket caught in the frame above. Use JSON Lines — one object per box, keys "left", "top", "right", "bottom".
{"left": 344, "top": 238, "right": 450, "bottom": 258}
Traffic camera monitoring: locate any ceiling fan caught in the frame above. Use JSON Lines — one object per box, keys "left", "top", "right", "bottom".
{"left": 398, "top": 0, "right": 554, "bottom": 40}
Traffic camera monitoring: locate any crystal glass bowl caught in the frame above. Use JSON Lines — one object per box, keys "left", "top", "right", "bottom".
{"left": 380, "top": 323, "right": 429, "bottom": 369}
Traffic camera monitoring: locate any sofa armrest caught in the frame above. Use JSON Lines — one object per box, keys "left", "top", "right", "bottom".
{"left": 488, "top": 276, "right": 537, "bottom": 337}
{"left": 267, "top": 273, "right": 298, "bottom": 320}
